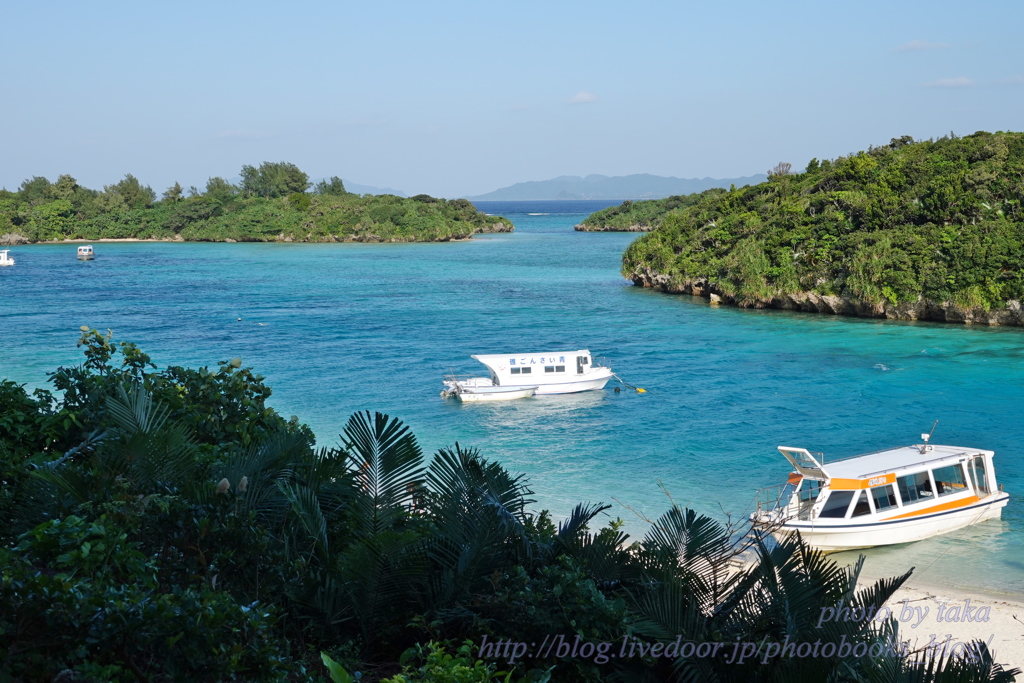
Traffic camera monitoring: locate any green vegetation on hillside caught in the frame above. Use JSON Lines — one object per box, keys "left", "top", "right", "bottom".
{"left": 575, "top": 191, "right": 720, "bottom": 231}
{"left": 622, "top": 132, "right": 1024, "bottom": 320}
{"left": 0, "top": 162, "right": 511, "bottom": 244}
{"left": 1, "top": 331, "right": 1017, "bottom": 681}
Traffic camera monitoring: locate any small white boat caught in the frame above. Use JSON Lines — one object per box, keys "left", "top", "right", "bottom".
{"left": 751, "top": 433, "right": 1010, "bottom": 551}
{"left": 456, "top": 385, "right": 538, "bottom": 402}
{"left": 443, "top": 350, "right": 614, "bottom": 398}
{"left": 77, "top": 245, "right": 94, "bottom": 261}
{"left": 0, "top": 250, "right": 13, "bottom": 267}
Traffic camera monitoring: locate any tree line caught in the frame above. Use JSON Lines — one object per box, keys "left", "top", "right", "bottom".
{"left": 0, "top": 162, "right": 510, "bottom": 244}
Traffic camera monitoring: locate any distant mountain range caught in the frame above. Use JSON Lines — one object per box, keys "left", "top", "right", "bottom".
{"left": 465, "top": 173, "right": 768, "bottom": 201}
{"left": 343, "top": 180, "right": 407, "bottom": 197}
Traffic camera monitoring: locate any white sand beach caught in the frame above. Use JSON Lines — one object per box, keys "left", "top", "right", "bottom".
{"left": 857, "top": 573, "right": 1024, "bottom": 672}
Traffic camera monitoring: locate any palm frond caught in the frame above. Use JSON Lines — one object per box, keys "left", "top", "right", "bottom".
{"left": 342, "top": 411, "right": 425, "bottom": 536}
{"left": 277, "top": 480, "right": 329, "bottom": 562}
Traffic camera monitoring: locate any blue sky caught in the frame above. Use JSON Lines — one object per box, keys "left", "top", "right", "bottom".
{"left": 2, "top": 0, "right": 1022, "bottom": 197}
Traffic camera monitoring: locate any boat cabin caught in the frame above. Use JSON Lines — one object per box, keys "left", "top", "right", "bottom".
{"left": 77, "top": 245, "right": 94, "bottom": 260}
{"left": 473, "top": 350, "right": 597, "bottom": 382}
{"left": 0, "top": 250, "right": 14, "bottom": 266}
{"left": 753, "top": 439, "right": 1009, "bottom": 550}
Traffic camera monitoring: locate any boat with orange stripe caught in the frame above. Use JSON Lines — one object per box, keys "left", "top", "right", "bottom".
{"left": 751, "top": 431, "right": 1009, "bottom": 551}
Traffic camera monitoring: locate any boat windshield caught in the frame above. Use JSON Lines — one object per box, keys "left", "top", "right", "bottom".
{"left": 819, "top": 490, "right": 855, "bottom": 518}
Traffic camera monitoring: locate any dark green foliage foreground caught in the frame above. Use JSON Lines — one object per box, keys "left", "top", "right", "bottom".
{"left": 0, "top": 162, "right": 511, "bottom": 244}
{"left": 621, "top": 132, "right": 1024, "bottom": 318}
{"left": 1, "top": 332, "right": 1018, "bottom": 682}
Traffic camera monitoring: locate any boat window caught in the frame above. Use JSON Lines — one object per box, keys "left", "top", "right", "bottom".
{"left": 511, "top": 368, "right": 521, "bottom": 375}
{"left": 521, "top": 367, "right": 532, "bottom": 374}
{"left": 851, "top": 490, "right": 872, "bottom": 517}
{"left": 798, "top": 480, "right": 822, "bottom": 503}
{"left": 544, "top": 366, "right": 555, "bottom": 373}
{"left": 870, "top": 484, "right": 898, "bottom": 512}
{"left": 932, "top": 464, "right": 968, "bottom": 497}
{"left": 555, "top": 365, "right": 565, "bottom": 372}
{"left": 897, "top": 472, "right": 934, "bottom": 505}
{"left": 969, "top": 456, "right": 990, "bottom": 496}
{"left": 818, "top": 490, "right": 855, "bottom": 518}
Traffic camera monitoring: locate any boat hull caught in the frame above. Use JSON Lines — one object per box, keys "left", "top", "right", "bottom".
{"left": 457, "top": 386, "right": 537, "bottom": 402}
{"left": 533, "top": 371, "right": 613, "bottom": 395}
{"left": 765, "top": 493, "right": 1009, "bottom": 551}
{"left": 444, "top": 368, "right": 614, "bottom": 397}
{"left": 77, "top": 255, "right": 94, "bottom": 261}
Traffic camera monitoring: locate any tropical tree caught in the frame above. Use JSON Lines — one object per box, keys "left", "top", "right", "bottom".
{"left": 315, "top": 176, "right": 348, "bottom": 196}
{"left": 240, "top": 161, "right": 310, "bottom": 198}
{"left": 204, "top": 176, "right": 239, "bottom": 203}
{"left": 163, "top": 181, "right": 184, "bottom": 202}
{"left": 101, "top": 173, "right": 156, "bottom": 210}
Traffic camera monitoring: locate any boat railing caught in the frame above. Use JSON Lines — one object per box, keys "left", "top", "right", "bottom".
{"left": 754, "top": 483, "right": 790, "bottom": 514}
{"left": 592, "top": 356, "right": 610, "bottom": 368}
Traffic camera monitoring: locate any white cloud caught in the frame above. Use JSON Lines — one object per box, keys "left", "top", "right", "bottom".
{"left": 924, "top": 76, "right": 975, "bottom": 88}
{"left": 568, "top": 91, "right": 598, "bottom": 104}
{"left": 895, "top": 39, "right": 951, "bottom": 52}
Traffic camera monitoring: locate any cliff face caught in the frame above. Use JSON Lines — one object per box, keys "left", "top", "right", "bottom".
{"left": 628, "top": 267, "right": 1024, "bottom": 326}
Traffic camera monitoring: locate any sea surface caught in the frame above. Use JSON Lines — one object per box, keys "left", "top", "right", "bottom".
{"left": 1, "top": 201, "right": 1022, "bottom": 595}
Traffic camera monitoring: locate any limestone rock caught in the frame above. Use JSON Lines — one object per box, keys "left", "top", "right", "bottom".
{"left": 626, "top": 266, "right": 1024, "bottom": 327}
{"left": 473, "top": 219, "right": 515, "bottom": 234}
{"left": 0, "top": 233, "right": 28, "bottom": 245}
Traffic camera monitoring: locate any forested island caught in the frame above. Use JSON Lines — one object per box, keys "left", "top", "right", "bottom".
{"left": 1, "top": 331, "right": 1019, "bottom": 681}
{"left": 574, "top": 191, "right": 720, "bottom": 232}
{"left": 0, "top": 162, "right": 512, "bottom": 244}
{"left": 621, "top": 132, "right": 1024, "bottom": 325}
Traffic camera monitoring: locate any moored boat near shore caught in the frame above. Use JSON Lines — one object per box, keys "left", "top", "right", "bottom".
{"left": 77, "top": 245, "right": 94, "bottom": 260}
{"left": 442, "top": 350, "right": 614, "bottom": 399}
{"left": 751, "top": 434, "right": 1010, "bottom": 551}
{"left": 0, "top": 250, "right": 14, "bottom": 266}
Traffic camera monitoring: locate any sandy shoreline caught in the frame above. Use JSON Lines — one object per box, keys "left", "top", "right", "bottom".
{"left": 856, "top": 571, "right": 1024, "bottom": 672}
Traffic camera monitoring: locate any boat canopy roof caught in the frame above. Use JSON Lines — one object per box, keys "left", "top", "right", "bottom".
{"left": 782, "top": 444, "right": 992, "bottom": 485}
{"left": 472, "top": 350, "right": 591, "bottom": 369}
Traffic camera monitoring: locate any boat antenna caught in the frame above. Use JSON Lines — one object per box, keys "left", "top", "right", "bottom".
{"left": 919, "top": 420, "right": 939, "bottom": 453}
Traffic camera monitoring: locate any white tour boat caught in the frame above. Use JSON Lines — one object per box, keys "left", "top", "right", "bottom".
{"left": 0, "top": 250, "right": 14, "bottom": 267}
{"left": 751, "top": 433, "right": 1009, "bottom": 551}
{"left": 442, "top": 350, "right": 614, "bottom": 399}
{"left": 77, "top": 245, "right": 94, "bottom": 260}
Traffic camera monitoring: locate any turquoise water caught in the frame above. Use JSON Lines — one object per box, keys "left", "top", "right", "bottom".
{"left": 1, "top": 206, "right": 1022, "bottom": 595}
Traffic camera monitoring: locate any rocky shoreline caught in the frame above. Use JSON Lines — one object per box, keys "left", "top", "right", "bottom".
{"left": 472, "top": 220, "right": 515, "bottom": 233}
{"left": 628, "top": 267, "right": 1024, "bottom": 326}
{"left": 574, "top": 223, "right": 651, "bottom": 232}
